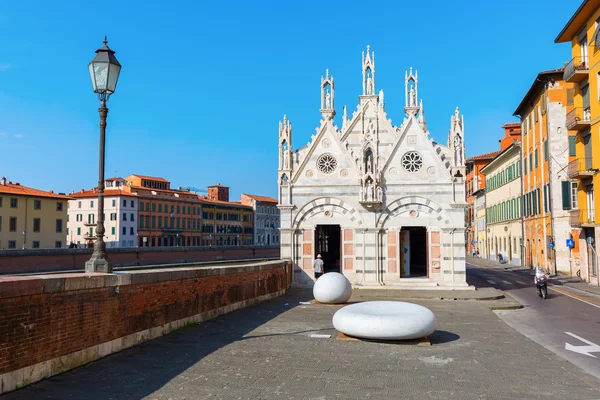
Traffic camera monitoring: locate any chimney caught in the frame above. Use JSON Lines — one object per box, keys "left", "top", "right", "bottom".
{"left": 0, "top": 177, "right": 5, "bottom": 186}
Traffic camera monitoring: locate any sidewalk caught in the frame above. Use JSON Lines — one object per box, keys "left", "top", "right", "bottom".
{"left": 467, "top": 255, "right": 600, "bottom": 298}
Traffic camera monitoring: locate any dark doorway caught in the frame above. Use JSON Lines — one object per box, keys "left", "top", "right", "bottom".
{"left": 400, "top": 227, "right": 427, "bottom": 277}
{"left": 315, "top": 225, "right": 341, "bottom": 273}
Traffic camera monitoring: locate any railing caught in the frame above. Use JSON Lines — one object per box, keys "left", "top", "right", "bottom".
{"left": 564, "top": 57, "right": 589, "bottom": 81}
{"left": 566, "top": 107, "right": 592, "bottom": 130}
{"left": 567, "top": 157, "right": 595, "bottom": 178}
{"left": 570, "top": 209, "right": 596, "bottom": 227}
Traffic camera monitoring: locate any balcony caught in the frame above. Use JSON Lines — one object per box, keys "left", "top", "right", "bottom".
{"left": 564, "top": 57, "right": 589, "bottom": 82}
{"left": 570, "top": 209, "right": 596, "bottom": 227}
{"left": 566, "top": 107, "right": 591, "bottom": 130}
{"left": 567, "top": 158, "right": 596, "bottom": 178}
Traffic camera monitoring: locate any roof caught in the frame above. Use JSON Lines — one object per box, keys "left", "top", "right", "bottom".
{"left": 129, "top": 174, "right": 170, "bottom": 183}
{"left": 555, "top": 0, "right": 597, "bottom": 43}
{"left": 242, "top": 194, "right": 278, "bottom": 203}
{"left": 502, "top": 122, "right": 521, "bottom": 129}
{"left": 480, "top": 143, "right": 521, "bottom": 174}
{"left": 0, "top": 181, "right": 70, "bottom": 199}
{"left": 69, "top": 189, "right": 138, "bottom": 198}
{"left": 200, "top": 197, "right": 252, "bottom": 208}
{"left": 466, "top": 151, "right": 500, "bottom": 162}
{"left": 513, "top": 69, "right": 564, "bottom": 116}
{"left": 208, "top": 184, "right": 229, "bottom": 188}
{"left": 105, "top": 177, "right": 124, "bottom": 181}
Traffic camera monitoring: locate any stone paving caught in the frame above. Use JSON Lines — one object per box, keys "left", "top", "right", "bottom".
{"left": 4, "top": 288, "right": 600, "bottom": 400}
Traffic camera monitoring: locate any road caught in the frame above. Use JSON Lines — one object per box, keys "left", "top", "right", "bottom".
{"left": 467, "top": 258, "right": 600, "bottom": 381}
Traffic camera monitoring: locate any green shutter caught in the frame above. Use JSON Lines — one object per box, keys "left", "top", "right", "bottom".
{"left": 561, "top": 181, "right": 571, "bottom": 210}
{"left": 544, "top": 141, "right": 548, "bottom": 161}
{"left": 535, "top": 149, "right": 539, "bottom": 168}
{"left": 524, "top": 158, "right": 528, "bottom": 174}
{"left": 529, "top": 154, "right": 533, "bottom": 171}
{"left": 569, "top": 136, "right": 577, "bottom": 156}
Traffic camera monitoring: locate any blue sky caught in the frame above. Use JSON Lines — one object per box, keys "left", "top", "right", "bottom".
{"left": 0, "top": 0, "right": 579, "bottom": 200}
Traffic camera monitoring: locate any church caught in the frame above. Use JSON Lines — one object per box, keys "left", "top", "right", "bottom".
{"left": 277, "top": 46, "right": 470, "bottom": 289}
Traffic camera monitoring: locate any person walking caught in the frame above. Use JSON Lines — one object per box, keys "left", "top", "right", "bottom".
{"left": 313, "top": 254, "right": 324, "bottom": 280}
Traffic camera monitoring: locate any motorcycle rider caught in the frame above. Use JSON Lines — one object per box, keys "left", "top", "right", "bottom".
{"left": 534, "top": 266, "right": 546, "bottom": 284}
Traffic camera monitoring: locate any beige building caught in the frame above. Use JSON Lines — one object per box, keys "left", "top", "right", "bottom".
{"left": 481, "top": 144, "right": 523, "bottom": 265}
{"left": 0, "top": 177, "right": 69, "bottom": 250}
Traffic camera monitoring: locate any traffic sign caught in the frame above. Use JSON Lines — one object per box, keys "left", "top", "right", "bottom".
{"left": 566, "top": 239, "right": 575, "bottom": 248}
{"left": 549, "top": 242, "right": 554, "bottom": 249}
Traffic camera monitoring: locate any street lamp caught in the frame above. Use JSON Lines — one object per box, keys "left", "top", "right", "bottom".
{"left": 85, "top": 36, "right": 122, "bottom": 273}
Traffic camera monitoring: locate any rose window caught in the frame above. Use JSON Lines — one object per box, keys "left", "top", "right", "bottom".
{"left": 317, "top": 153, "right": 338, "bottom": 174}
{"left": 401, "top": 152, "right": 423, "bottom": 172}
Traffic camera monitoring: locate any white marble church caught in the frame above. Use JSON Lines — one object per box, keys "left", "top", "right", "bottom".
{"left": 277, "top": 46, "right": 470, "bottom": 290}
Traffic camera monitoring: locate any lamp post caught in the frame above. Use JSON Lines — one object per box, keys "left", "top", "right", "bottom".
{"left": 85, "top": 36, "right": 122, "bottom": 273}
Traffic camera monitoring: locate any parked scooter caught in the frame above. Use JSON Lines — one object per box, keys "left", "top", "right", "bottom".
{"left": 534, "top": 267, "right": 548, "bottom": 299}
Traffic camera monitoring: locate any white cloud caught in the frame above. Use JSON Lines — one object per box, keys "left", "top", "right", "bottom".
{"left": 0, "top": 132, "right": 7, "bottom": 136}
{"left": 0, "top": 64, "right": 11, "bottom": 72}
{"left": 14, "top": 134, "right": 23, "bottom": 139}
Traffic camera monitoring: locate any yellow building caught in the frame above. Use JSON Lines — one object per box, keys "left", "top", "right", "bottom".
{"left": 513, "top": 69, "right": 578, "bottom": 275}
{"left": 556, "top": 0, "right": 600, "bottom": 284}
{"left": 0, "top": 177, "right": 69, "bottom": 250}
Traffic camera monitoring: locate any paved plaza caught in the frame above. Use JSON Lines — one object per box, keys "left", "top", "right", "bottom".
{"left": 4, "top": 288, "right": 600, "bottom": 400}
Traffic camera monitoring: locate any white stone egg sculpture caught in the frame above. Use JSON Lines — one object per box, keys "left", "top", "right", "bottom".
{"left": 332, "top": 301, "right": 437, "bottom": 340}
{"left": 313, "top": 272, "right": 352, "bottom": 304}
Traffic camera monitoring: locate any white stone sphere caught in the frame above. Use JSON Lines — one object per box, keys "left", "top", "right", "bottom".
{"left": 313, "top": 272, "right": 352, "bottom": 304}
{"left": 332, "top": 301, "right": 437, "bottom": 340}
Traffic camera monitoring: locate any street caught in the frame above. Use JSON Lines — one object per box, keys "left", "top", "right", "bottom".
{"left": 467, "top": 257, "right": 600, "bottom": 380}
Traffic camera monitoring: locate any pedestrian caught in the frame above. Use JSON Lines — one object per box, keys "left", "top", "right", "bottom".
{"left": 313, "top": 254, "right": 324, "bottom": 280}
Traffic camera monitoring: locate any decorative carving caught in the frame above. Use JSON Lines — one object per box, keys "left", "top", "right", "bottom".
{"left": 407, "top": 135, "right": 417, "bottom": 144}
{"left": 401, "top": 152, "right": 423, "bottom": 172}
{"left": 427, "top": 166, "right": 436, "bottom": 176}
{"left": 409, "top": 209, "right": 419, "bottom": 218}
{"left": 306, "top": 170, "right": 314, "bottom": 178}
{"left": 340, "top": 168, "right": 348, "bottom": 177}
{"left": 317, "top": 154, "right": 337, "bottom": 174}
{"left": 389, "top": 167, "right": 399, "bottom": 176}
{"left": 322, "top": 138, "right": 331, "bottom": 148}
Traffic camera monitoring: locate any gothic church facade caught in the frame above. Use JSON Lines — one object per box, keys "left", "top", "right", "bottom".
{"left": 278, "top": 46, "right": 470, "bottom": 289}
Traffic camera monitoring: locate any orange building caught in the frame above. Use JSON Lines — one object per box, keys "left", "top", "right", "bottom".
{"left": 513, "top": 69, "right": 578, "bottom": 274}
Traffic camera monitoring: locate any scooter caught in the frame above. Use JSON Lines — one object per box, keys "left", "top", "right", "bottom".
{"left": 534, "top": 267, "right": 548, "bottom": 299}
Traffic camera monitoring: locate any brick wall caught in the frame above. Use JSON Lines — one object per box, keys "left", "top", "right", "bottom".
{"left": 0, "top": 260, "right": 292, "bottom": 393}
{"left": 0, "top": 246, "right": 280, "bottom": 275}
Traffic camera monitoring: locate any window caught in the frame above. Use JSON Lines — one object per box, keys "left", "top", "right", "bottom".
{"left": 112, "top": 199, "right": 116, "bottom": 207}
{"left": 123, "top": 213, "right": 127, "bottom": 221}
{"left": 9, "top": 217, "right": 16, "bottom": 232}
{"left": 0, "top": 197, "right": 2, "bottom": 207}
{"left": 544, "top": 141, "right": 548, "bottom": 161}
{"left": 562, "top": 181, "right": 572, "bottom": 210}
{"left": 123, "top": 199, "right": 127, "bottom": 207}
{"left": 534, "top": 149, "right": 538, "bottom": 168}
{"left": 0, "top": 216, "right": 2, "bottom": 231}
{"left": 77, "top": 214, "right": 83, "bottom": 222}
{"left": 33, "top": 241, "right": 40, "bottom": 249}
{"left": 131, "top": 200, "right": 134, "bottom": 208}
{"left": 152, "top": 203, "right": 156, "bottom": 212}
{"left": 56, "top": 219, "right": 63, "bottom": 233}
{"left": 571, "top": 182, "right": 579, "bottom": 209}
{"left": 57, "top": 202, "right": 63, "bottom": 211}
{"left": 78, "top": 201, "right": 82, "bottom": 208}
{"left": 111, "top": 227, "right": 115, "bottom": 235}
{"left": 90, "top": 201, "right": 94, "bottom": 208}
{"left": 33, "top": 199, "right": 41, "bottom": 209}
{"left": 130, "top": 227, "right": 134, "bottom": 235}
{"left": 88, "top": 214, "right": 95, "bottom": 224}
{"left": 122, "top": 227, "right": 127, "bottom": 235}
{"left": 158, "top": 204, "right": 163, "bottom": 212}
{"left": 177, "top": 206, "right": 181, "bottom": 214}
{"left": 8, "top": 240, "right": 16, "bottom": 249}
{"left": 77, "top": 227, "right": 81, "bottom": 235}
{"left": 569, "top": 136, "right": 577, "bottom": 156}
{"left": 10, "top": 198, "right": 18, "bottom": 208}
{"left": 33, "top": 218, "right": 41, "bottom": 232}
{"left": 529, "top": 154, "right": 533, "bottom": 171}
{"left": 130, "top": 213, "right": 134, "bottom": 222}
{"left": 55, "top": 241, "right": 62, "bottom": 249}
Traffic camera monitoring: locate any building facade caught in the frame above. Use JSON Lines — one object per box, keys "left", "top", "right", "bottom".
{"left": 201, "top": 185, "right": 253, "bottom": 247}
{"left": 278, "top": 46, "right": 469, "bottom": 289}
{"left": 465, "top": 151, "right": 500, "bottom": 256}
{"left": 67, "top": 180, "right": 138, "bottom": 248}
{"left": 514, "top": 69, "right": 578, "bottom": 274}
{"left": 482, "top": 144, "right": 523, "bottom": 265}
{"left": 556, "top": 1, "right": 600, "bottom": 284}
{"left": 0, "top": 177, "right": 69, "bottom": 249}
{"left": 240, "top": 194, "right": 280, "bottom": 246}
{"left": 474, "top": 189, "right": 487, "bottom": 258}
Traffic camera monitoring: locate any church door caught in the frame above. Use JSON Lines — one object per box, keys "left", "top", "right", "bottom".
{"left": 315, "top": 225, "right": 341, "bottom": 273}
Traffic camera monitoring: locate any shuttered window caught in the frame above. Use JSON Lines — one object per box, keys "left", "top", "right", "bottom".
{"left": 561, "top": 181, "right": 571, "bottom": 210}
{"left": 535, "top": 149, "right": 539, "bottom": 168}
{"left": 569, "top": 136, "right": 577, "bottom": 156}
{"left": 567, "top": 88, "right": 575, "bottom": 106}
{"left": 544, "top": 141, "right": 548, "bottom": 161}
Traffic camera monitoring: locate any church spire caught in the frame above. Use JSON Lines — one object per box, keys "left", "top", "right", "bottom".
{"left": 320, "top": 69, "right": 335, "bottom": 119}
{"left": 279, "top": 115, "right": 293, "bottom": 171}
{"left": 448, "top": 107, "right": 465, "bottom": 167}
{"left": 404, "top": 67, "right": 420, "bottom": 117}
{"left": 361, "top": 45, "right": 375, "bottom": 96}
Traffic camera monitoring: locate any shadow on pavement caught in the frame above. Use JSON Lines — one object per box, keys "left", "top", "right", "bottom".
{"left": 429, "top": 330, "right": 461, "bottom": 344}
{"left": 3, "top": 289, "right": 314, "bottom": 400}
